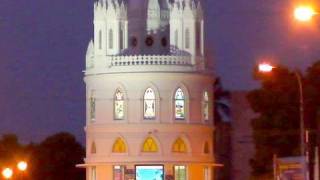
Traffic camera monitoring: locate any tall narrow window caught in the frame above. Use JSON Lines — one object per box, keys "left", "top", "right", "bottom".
{"left": 91, "top": 141, "right": 97, "bottom": 154}
{"left": 142, "top": 137, "right": 158, "bottom": 152}
{"left": 144, "top": 88, "right": 156, "bottom": 119}
{"left": 185, "top": 28, "right": 190, "bottom": 49}
{"left": 204, "top": 141, "right": 210, "bottom": 154}
{"left": 92, "top": 167, "right": 96, "bottom": 180}
{"left": 109, "top": 29, "right": 113, "bottom": 49}
{"left": 114, "top": 89, "right": 125, "bottom": 120}
{"left": 90, "top": 91, "right": 96, "bottom": 121}
{"left": 112, "top": 138, "right": 127, "bottom": 153}
{"left": 175, "top": 30, "right": 178, "bottom": 47}
{"left": 120, "top": 28, "right": 124, "bottom": 50}
{"left": 175, "top": 88, "right": 185, "bottom": 120}
{"left": 172, "top": 138, "right": 187, "bottom": 153}
{"left": 99, "top": 30, "right": 102, "bottom": 49}
{"left": 203, "top": 91, "right": 209, "bottom": 121}
{"left": 174, "top": 166, "right": 186, "bottom": 180}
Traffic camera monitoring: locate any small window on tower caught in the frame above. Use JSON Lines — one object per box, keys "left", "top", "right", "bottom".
{"left": 109, "top": 29, "right": 113, "bottom": 49}
{"left": 185, "top": 28, "right": 190, "bottom": 49}
{"left": 98, "top": 30, "right": 102, "bottom": 50}
{"left": 175, "top": 30, "right": 178, "bottom": 47}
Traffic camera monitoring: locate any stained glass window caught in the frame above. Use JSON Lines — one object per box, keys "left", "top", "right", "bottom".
{"left": 112, "top": 138, "right": 127, "bottom": 153}
{"left": 185, "top": 28, "right": 190, "bottom": 49}
{"left": 90, "top": 91, "right": 96, "bottom": 121}
{"left": 175, "top": 88, "right": 185, "bottom": 120}
{"left": 144, "top": 88, "right": 156, "bottom": 119}
{"left": 114, "top": 89, "right": 124, "bottom": 120}
{"left": 203, "top": 91, "right": 209, "bottom": 121}
{"left": 142, "top": 137, "right": 158, "bottom": 152}
{"left": 174, "top": 166, "right": 186, "bottom": 180}
{"left": 172, "top": 138, "right": 187, "bottom": 153}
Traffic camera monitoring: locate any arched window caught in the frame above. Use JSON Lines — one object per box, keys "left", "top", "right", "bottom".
{"left": 120, "top": 28, "right": 124, "bottom": 49}
{"left": 114, "top": 89, "right": 125, "bottom": 120}
{"left": 144, "top": 88, "right": 156, "bottom": 119}
{"left": 112, "top": 138, "right": 127, "bottom": 153}
{"left": 89, "top": 90, "right": 96, "bottom": 121}
{"left": 142, "top": 137, "right": 158, "bottom": 152}
{"left": 109, "top": 29, "right": 113, "bottom": 49}
{"left": 185, "top": 28, "right": 190, "bottom": 49}
{"left": 91, "top": 142, "right": 96, "bottom": 154}
{"left": 204, "top": 141, "right": 210, "bottom": 154}
{"left": 98, "top": 30, "right": 102, "bottom": 49}
{"left": 175, "top": 30, "right": 178, "bottom": 47}
{"left": 203, "top": 91, "right": 209, "bottom": 121}
{"left": 172, "top": 138, "right": 187, "bottom": 153}
{"left": 175, "top": 88, "right": 185, "bottom": 120}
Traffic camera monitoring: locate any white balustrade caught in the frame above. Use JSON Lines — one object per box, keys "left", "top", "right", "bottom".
{"left": 107, "top": 55, "right": 192, "bottom": 67}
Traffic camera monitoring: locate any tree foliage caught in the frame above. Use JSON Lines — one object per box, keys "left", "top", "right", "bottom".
{"left": 247, "top": 61, "right": 320, "bottom": 176}
{"left": 214, "top": 77, "right": 231, "bottom": 180}
{"left": 0, "top": 132, "right": 85, "bottom": 180}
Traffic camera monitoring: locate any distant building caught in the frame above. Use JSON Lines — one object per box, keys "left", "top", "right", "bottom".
{"left": 79, "top": 0, "right": 217, "bottom": 179}
{"left": 230, "top": 91, "right": 257, "bottom": 180}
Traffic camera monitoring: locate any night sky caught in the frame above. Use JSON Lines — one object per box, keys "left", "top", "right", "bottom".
{"left": 0, "top": 0, "right": 320, "bottom": 143}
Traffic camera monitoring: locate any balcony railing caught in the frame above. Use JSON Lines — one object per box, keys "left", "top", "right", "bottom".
{"left": 108, "top": 55, "right": 193, "bottom": 67}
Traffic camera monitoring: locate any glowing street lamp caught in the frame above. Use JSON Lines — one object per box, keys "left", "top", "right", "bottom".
{"left": 294, "top": 6, "right": 316, "bottom": 22}
{"left": 17, "top": 161, "right": 27, "bottom": 171}
{"left": 258, "top": 63, "right": 274, "bottom": 72}
{"left": 2, "top": 168, "right": 13, "bottom": 179}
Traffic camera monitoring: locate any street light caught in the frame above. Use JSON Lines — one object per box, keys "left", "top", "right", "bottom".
{"left": 258, "top": 63, "right": 274, "bottom": 72}
{"left": 258, "top": 63, "right": 307, "bottom": 178}
{"left": 294, "top": 6, "right": 316, "bottom": 22}
{"left": 2, "top": 168, "right": 13, "bottom": 179}
{"left": 17, "top": 161, "right": 27, "bottom": 172}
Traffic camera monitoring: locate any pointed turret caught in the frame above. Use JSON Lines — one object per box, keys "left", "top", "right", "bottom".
{"left": 86, "top": 40, "right": 95, "bottom": 68}
{"left": 197, "top": 0, "right": 203, "bottom": 19}
{"left": 147, "top": 0, "right": 161, "bottom": 33}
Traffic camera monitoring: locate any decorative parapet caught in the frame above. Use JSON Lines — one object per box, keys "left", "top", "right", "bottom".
{"left": 85, "top": 55, "right": 207, "bottom": 73}
{"left": 108, "top": 55, "right": 193, "bottom": 67}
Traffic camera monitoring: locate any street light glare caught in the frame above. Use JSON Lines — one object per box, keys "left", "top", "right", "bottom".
{"left": 294, "top": 6, "right": 316, "bottom": 22}
{"left": 17, "top": 161, "right": 28, "bottom": 171}
{"left": 258, "top": 63, "right": 274, "bottom": 72}
{"left": 2, "top": 168, "right": 13, "bottom": 179}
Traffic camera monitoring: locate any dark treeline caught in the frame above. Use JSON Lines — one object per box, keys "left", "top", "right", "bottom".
{"left": 0, "top": 132, "right": 85, "bottom": 180}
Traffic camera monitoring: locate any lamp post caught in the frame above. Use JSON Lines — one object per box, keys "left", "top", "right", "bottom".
{"left": 258, "top": 63, "right": 307, "bottom": 178}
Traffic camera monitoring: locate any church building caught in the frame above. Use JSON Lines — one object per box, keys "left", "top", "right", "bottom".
{"left": 81, "top": 0, "right": 216, "bottom": 179}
